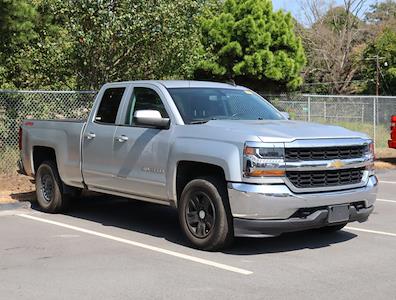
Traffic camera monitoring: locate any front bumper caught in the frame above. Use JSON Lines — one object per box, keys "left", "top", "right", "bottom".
{"left": 234, "top": 206, "right": 373, "bottom": 237}
{"left": 228, "top": 175, "right": 378, "bottom": 237}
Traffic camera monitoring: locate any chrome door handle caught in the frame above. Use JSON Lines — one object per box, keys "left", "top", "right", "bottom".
{"left": 86, "top": 132, "right": 96, "bottom": 140}
{"left": 115, "top": 135, "right": 128, "bottom": 142}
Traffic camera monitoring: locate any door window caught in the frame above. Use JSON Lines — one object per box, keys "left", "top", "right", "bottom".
{"left": 95, "top": 87, "right": 125, "bottom": 124}
{"left": 126, "top": 87, "right": 169, "bottom": 125}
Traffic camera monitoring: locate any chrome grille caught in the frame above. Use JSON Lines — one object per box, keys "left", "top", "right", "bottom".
{"left": 285, "top": 145, "right": 367, "bottom": 161}
{"left": 286, "top": 168, "right": 365, "bottom": 189}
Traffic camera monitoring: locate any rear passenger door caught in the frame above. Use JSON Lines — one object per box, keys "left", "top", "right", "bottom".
{"left": 82, "top": 86, "right": 128, "bottom": 190}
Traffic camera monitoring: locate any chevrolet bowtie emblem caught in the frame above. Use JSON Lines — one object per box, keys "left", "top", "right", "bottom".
{"left": 328, "top": 160, "right": 346, "bottom": 169}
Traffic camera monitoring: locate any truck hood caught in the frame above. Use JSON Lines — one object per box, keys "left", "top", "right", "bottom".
{"left": 203, "top": 120, "right": 369, "bottom": 142}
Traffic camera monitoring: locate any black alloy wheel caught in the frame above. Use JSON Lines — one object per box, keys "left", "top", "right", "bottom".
{"left": 185, "top": 191, "right": 216, "bottom": 239}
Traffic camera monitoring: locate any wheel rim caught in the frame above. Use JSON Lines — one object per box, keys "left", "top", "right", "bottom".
{"left": 41, "top": 173, "right": 54, "bottom": 203}
{"left": 185, "top": 191, "right": 216, "bottom": 239}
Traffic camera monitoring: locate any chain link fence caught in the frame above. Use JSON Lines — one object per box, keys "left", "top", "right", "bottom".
{"left": 0, "top": 91, "right": 96, "bottom": 174}
{"left": 263, "top": 94, "right": 396, "bottom": 151}
{"left": 0, "top": 90, "right": 395, "bottom": 174}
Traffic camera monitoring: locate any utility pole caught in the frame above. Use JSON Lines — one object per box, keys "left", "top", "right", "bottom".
{"left": 366, "top": 55, "right": 387, "bottom": 96}
{"left": 376, "top": 54, "right": 380, "bottom": 96}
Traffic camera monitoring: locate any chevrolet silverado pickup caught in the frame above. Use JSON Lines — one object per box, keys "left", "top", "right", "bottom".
{"left": 19, "top": 81, "right": 378, "bottom": 250}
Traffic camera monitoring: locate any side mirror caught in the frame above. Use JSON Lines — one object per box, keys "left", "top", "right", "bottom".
{"left": 133, "top": 110, "right": 170, "bottom": 129}
{"left": 281, "top": 112, "right": 290, "bottom": 120}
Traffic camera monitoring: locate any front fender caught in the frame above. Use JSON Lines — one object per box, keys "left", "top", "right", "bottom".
{"left": 166, "top": 138, "right": 242, "bottom": 202}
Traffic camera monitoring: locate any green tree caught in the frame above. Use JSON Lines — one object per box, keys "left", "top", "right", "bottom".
{"left": 0, "top": 0, "right": 74, "bottom": 89}
{"left": 25, "top": 0, "right": 75, "bottom": 89}
{"left": 1, "top": 0, "right": 212, "bottom": 90}
{"left": 54, "top": 0, "right": 207, "bottom": 90}
{"left": 194, "top": 0, "right": 306, "bottom": 92}
{"left": 0, "top": 0, "right": 37, "bottom": 89}
{"left": 361, "top": 29, "right": 396, "bottom": 95}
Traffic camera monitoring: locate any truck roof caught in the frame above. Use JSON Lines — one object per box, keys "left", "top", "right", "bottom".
{"left": 106, "top": 80, "right": 246, "bottom": 90}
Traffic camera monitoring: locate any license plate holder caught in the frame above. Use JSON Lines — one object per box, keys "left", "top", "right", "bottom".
{"left": 328, "top": 205, "right": 350, "bottom": 224}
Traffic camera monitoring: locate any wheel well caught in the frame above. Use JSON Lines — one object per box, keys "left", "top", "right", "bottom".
{"left": 176, "top": 161, "right": 226, "bottom": 202}
{"left": 33, "top": 146, "right": 56, "bottom": 173}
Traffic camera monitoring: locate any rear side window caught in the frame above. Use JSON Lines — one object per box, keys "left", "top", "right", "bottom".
{"left": 95, "top": 88, "right": 125, "bottom": 124}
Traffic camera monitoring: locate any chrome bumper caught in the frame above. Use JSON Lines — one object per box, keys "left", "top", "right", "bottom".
{"left": 233, "top": 206, "right": 373, "bottom": 237}
{"left": 228, "top": 175, "right": 378, "bottom": 237}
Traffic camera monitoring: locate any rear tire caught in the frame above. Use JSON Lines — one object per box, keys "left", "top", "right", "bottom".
{"left": 319, "top": 223, "right": 347, "bottom": 233}
{"left": 35, "top": 161, "right": 70, "bottom": 213}
{"left": 178, "top": 176, "right": 233, "bottom": 251}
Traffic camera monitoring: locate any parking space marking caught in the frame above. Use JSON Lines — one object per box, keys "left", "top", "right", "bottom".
{"left": 17, "top": 213, "right": 252, "bottom": 276}
{"left": 346, "top": 227, "right": 396, "bottom": 237}
{"left": 377, "top": 198, "right": 396, "bottom": 204}
{"left": 379, "top": 181, "right": 396, "bottom": 184}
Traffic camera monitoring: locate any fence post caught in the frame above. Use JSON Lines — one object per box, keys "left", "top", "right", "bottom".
{"left": 373, "top": 97, "right": 377, "bottom": 147}
{"left": 308, "top": 96, "right": 311, "bottom": 122}
{"left": 361, "top": 103, "right": 364, "bottom": 123}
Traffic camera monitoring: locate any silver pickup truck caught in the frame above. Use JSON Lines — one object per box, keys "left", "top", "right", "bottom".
{"left": 19, "top": 80, "right": 377, "bottom": 250}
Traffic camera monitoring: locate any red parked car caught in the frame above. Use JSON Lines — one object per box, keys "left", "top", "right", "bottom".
{"left": 389, "top": 115, "right": 396, "bottom": 149}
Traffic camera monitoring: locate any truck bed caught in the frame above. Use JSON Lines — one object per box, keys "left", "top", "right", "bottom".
{"left": 20, "top": 119, "right": 87, "bottom": 188}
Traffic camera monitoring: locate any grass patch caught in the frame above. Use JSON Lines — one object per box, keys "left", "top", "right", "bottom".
{"left": 313, "top": 120, "right": 390, "bottom": 150}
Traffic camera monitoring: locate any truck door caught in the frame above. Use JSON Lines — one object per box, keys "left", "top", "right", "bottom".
{"left": 82, "top": 86, "right": 127, "bottom": 190}
{"left": 111, "top": 86, "right": 172, "bottom": 201}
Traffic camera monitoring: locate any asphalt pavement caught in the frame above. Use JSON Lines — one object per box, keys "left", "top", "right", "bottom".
{"left": 1, "top": 170, "right": 396, "bottom": 300}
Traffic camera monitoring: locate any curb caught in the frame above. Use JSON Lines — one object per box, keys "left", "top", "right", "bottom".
{"left": 0, "top": 201, "right": 31, "bottom": 211}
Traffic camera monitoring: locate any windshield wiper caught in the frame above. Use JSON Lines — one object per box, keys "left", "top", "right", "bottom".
{"left": 189, "top": 120, "right": 210, "bottom": 124}
{"left": 189, "top": 118, "right": 218, "bottom": 125}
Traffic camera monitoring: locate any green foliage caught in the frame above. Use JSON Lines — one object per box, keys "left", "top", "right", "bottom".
{"left": 361, "top": 29, "right": 396, "bottom": 95}
{"left": 0, "top": 0, "right": 37, "bottom": 89}
{"left": 26, "top": 0, "right": 76, "bottom": 89}
{"left": 0, "top": 0, "right": 209, "bottom": 90}
{"left": 51, "top": 0, "right": 206, "bottom": 89}
{"left": 0, "top": 0, "right": 74, "bottom": 89}
{"left": 1, "top": 0, "right": 393, "bottom": 95}
{"left": 194, "top": 0, "right": 306, "bottom": 92}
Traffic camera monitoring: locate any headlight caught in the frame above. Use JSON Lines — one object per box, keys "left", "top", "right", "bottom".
{"left": 363, "top": 140, "right": 375, "bottom": 160}
{"left": 368, "top": 141, "right": 375, "bottom": 158}
{"left": 365, "top": 141, "right": 375, "bottom": 174}
{"left": 243, "top": 142, "right": 285, "bottom": 177}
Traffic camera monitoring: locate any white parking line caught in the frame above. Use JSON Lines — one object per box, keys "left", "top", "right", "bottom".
{"left": 377, "top": 198, "right": 396, "bottom": 204}
{"left": 17, "top": 213, "right": 252, "bottom": 276}
{"left": 346, "top": 227, "right": 396, "bottom": 237}
{"left": 379, "top": 181, "right": 396, "bottom": 184}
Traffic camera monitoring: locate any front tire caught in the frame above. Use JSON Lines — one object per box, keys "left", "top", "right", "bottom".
{"left": 178, "top": 177, "right": 233, "bottom": 251}
{"left": 35, "top": 161, "right": 70, "bottom": 213}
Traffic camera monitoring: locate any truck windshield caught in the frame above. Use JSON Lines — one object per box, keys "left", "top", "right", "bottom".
{"left": 167, "top": 88, "right": 284, "bottom": 124}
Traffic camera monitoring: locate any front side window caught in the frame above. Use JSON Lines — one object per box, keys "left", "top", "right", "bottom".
{"left": 95, "top": 87, "right": 125, "bottom": 124}
{"left": 125, "top": 87, "right": 169, "bottom": 125}
{"left": 167, "top": 88, "right": 283, "bottom": 124}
